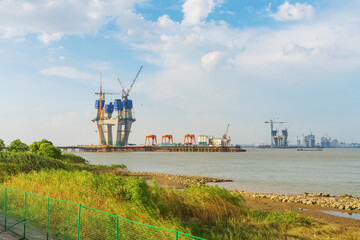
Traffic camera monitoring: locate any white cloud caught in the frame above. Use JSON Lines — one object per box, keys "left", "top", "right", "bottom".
{"left": 201, "top": 51, "right": 223, "bottom": 68}
{"left": 59, "top": 56, "right": 65, "bottom": 60}
{"left": 182, "top": 0, "right": 222, "bottom": 25}
{"left": 37, "top": 32, "right": 62, "bottom": 44}
{"left": 111, "top": 1, "right": 360, "bottom": 108}
{"left": 41, "top": 66, "right": 93, "bottom": 80}
{"left": 270, "top": 1, "right": 314, "bottom": 21}
{"left": 0, "top": 0, "right": 146, "bottom": 43}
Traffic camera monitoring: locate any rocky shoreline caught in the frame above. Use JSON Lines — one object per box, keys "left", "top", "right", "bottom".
{"left": 124, "top": 171, "right": 232, "bottom": 187}
{"left": 233, "top": 191, "right": 360, "bottom": 211}
{"left": 118, "top": 170, "right": 360, "bottom": 211}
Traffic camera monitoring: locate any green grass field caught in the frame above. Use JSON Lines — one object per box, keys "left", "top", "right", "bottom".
{"left": 1, "top": 151, "right": 359, "bottom": 239}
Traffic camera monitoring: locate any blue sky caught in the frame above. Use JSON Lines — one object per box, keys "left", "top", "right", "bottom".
{"left": 0, "top": 0, "right": 359, "bottom": 146}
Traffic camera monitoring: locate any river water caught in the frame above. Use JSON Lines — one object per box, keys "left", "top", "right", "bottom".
{"left": 75, "top": 148, "right": 360, "bottom": 196}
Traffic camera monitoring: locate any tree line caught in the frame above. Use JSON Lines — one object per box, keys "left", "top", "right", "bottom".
{"left": 0, "top": 138, "right": 62, "bottom": 159}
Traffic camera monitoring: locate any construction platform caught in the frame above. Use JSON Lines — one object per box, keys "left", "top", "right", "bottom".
{"left": 58, "top": 145, "right": 246, "bottom": 152}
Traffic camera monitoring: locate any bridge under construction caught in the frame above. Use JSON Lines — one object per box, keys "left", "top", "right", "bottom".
{"left": 74, "top": 68, "right": 246, "bottom": 153}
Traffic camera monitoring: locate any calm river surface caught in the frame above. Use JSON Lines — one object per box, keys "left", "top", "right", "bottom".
{"left": 75, "top": 148, "right": 360, "bottom": 196}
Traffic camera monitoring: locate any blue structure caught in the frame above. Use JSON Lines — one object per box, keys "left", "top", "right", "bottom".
{"left": 95, "top": 100, "right": 105, "bottom": 109}
{"left": 124, "top": 99, "right": 133, "bottom": 109}
{"left": 114, "top": 99, "right": 123, "bottom": 111}
{"left": 105, "top": 102, "right": 114, "bottom": 114}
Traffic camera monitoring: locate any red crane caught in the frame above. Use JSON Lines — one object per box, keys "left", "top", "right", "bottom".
{"left": 145, "top": 135, "right": 157, "bottom": 146}
{"left": 184, "top": 134, "right": 196, "bottom": 145}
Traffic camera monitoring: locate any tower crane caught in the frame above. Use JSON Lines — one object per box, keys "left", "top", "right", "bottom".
{"left": 117, "top": 66, "right": 143, "bottom": 101}
{"left": 94, "top": 73, "right": 120, "bottom": 145}
{"left": 223, "top": 124, "right": 230, "bottom": 139}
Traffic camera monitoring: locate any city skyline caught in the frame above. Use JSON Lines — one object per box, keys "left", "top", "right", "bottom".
{"left": 0, "top": 0, "right": 359, "bottom": 146}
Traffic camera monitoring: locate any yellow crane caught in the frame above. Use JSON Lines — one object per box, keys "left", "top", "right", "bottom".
{"left": 95, "top": 73, "right": 120, "bottom": 145}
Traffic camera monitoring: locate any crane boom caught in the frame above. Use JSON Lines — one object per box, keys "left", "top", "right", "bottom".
{"left": 126, "top": 66, "right": 143, "bottom": 97}
{"left": 117, "top": 77, "right": 126, "bottom": 96}
{"left": 223, "top": 124, "right": 230, "bottom": 139}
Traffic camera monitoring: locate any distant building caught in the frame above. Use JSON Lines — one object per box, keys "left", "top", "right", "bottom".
{"left": 331, "top": 139, "right": 339, "bottom": 148}
{"left": 304, "top": 134, "right": 316, "bottom": 148}
{"left": 321, "top": 137, "right": 331, "bottom": 148}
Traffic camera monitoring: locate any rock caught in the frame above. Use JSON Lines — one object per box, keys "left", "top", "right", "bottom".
{"left": 338, "top": 205, "right": 345, "bottom": 210}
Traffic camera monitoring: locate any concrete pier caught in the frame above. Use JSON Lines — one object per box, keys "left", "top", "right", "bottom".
{"left": 58, "top": 145, "right": 246, "bottom": 153}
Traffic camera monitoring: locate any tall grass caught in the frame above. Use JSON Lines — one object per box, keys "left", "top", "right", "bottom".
{"left": 3, "top": 170, "right": 313, "bottom": 239}
{"left": 0, "top": 151, "right": 125, "bottom": 182}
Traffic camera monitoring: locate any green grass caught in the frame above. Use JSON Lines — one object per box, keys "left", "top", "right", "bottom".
{"left": 2, "top": 170, "right": 313, "bottom": 239}
{"left": 0, "top": 151, "right": 125, "bottom": 182}
{"left": 7, "top": 151, "right": 358, "bottom": 239}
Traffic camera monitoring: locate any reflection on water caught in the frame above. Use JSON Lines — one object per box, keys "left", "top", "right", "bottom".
{"left": 321, "top": 210, "right": 360, "bottom": 220}
{"left": 75, "top": 148, "right": 360, "bottom": 196}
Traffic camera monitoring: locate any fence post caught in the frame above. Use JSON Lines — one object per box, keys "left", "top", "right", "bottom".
{"left": 24, "top": 192, "right": 27, "bottom": 238}
{"left": 175, "top": 231, "right": 179, "bottom": 240}
{"left": 116, "top": 216, "right": 119, "bottom": 240}
{"left": 77, "top": 204, "right": 82, "bottom": 240}
{"left": 47, "top": 197, "right": 50, "bottom": 240}
{"left": 4, "top": 187, "right": 7, "bottom": 230}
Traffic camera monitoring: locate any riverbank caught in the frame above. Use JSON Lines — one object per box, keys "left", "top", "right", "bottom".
{"left": 77, "top": 149, "right": 360, "bottom": 196}
{"left": 2, "top": 150, "right": 360, "bottom": 239}
{"left": 236, "top": 191, "right": 360, "bottom": 211}
{"left": 122, "top": 171, "right": 360, "bottom": 212}
{"left": 125, "top": 171, "right": 360, "bottom": 238}
{"left": 120, "top": 171, "right": 232, "bottom": 188}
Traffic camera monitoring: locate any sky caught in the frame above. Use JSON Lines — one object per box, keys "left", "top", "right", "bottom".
{"left": 0, "top": 0, "right": 360, "bottom": 146}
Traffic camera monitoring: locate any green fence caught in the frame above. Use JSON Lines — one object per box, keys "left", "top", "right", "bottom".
{"left": 0, "top": 185, "right": 206, "bottom": 240}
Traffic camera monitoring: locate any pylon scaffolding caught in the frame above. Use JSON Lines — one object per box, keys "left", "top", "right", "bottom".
{"left": 92, "top": 67, "right": 142, "bottom": 146}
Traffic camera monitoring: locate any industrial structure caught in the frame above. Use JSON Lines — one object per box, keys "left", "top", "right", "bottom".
{"left": 265, "top": 120, "right": 288, "bottom": 148}
{"left": 321, "top": 137, "right": 331, "bottom": 148}
{"left": 145, "top": 135, "right": 157, "bottom": 146}
{"left": 92, "top": 67, "right": 142, "bottom": 146}
{"left": 69, "top": 68, "right": 246, "bottom": 152}
{"left": 303, "top": 134, "right": 316, "bottom": 148}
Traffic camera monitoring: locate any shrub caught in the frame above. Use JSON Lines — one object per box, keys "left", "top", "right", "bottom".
{"left": 61, "top": 153, "right": 88, "bottom": 164}
{"left": 8, "top": 139, "right": 29, "bottom": 152}
{"left": 0, "top": 139, "right": 5, "bottom": 151}
{"left": 30, "top": 139, "right": 62, "bottom": 159}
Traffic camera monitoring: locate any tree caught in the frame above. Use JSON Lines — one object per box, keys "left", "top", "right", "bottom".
{"left": 30, "top": 139, "right": 61, "bottom": 159}
{"left": 0, "top": 139, "right": 5, "bottom": 151}
{"left": 29, "top": 139, "right": 52, "bottom": 154}
{"left": 8, "top": 139, "right": 29, "bottom": 152}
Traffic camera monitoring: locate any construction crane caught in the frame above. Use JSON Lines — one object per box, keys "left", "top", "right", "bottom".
{"left": 161, "top": 135, "right": 174, "bottom": 144}
{"left": 94, "top": 73, "right": 120, "bottom": 145}
{"left": 145, "top": 135, "right": 157, "bottom": 146}
{"left": 117, "top": 66, "right": 143, "bottom": 101}
{"left": 184, "top": 134, "right": 196, "bottom": 145}
{"left": 265, "top": 119, "right": 287, "bottom": 148}
{"left": 223, "top": 124, "right": 230, "bottom": 139}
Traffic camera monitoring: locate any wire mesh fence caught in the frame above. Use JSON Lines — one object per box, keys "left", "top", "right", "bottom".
{"left": 0, "top": 185, "right": 206, "bottom": 240}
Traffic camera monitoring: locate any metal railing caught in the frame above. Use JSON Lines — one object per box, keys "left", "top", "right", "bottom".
{"left": 0, "top": 185, "right": 206, "bottom": 240}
